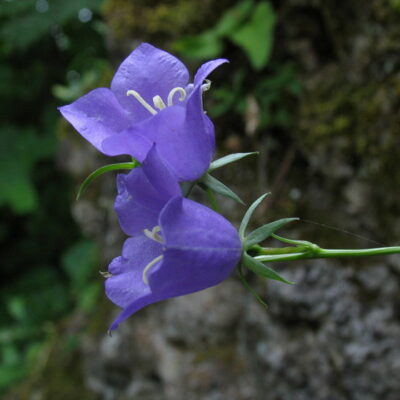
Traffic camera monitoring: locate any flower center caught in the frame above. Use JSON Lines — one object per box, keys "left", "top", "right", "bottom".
{"left": 126, "top": 86, "right": 187, "bottom": 115}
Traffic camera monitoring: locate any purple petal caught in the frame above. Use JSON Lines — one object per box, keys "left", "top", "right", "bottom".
{"left": 193, "top": 58, "right": 229, "bottom": 87}
{"left": 148, "top": 197, "right": 242, "bottom": 294}
{"left": 141, "top": 145, "right": 181, "bottom": 198}
{"left": 114, "top": 147, "right": 180, "bottom": 236}
{"left": 106, "top": 236, "right": 163, "bottom": 330}
{"left": 101, "top": 131, "right": 153, "bottom": 161}
{"left": 111, "top": 43, "right": 189, "bottom": 122}
{"left": 114, "top": 172, "right": 161, "bottom": 236}
{"left": 133, "top": 89, "right": 214, "bottom": 181}
{"left": 58, "top": 88, "right": 132, "bottom": 153}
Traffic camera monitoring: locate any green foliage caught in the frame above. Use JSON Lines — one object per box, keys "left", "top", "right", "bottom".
{"left": 173, "top": 1, "right": 300, "bottom": 132}
{"left": 230, "top": 2, "right": 276, "bottom": 70}
{"left": 0, "top": 126, "right": 55, "bottom": 213}
{"left": 174, "top": 0, "right": 276, "bottom": 70}
{"left": 0, "top": 0, "right": 106, "bottom": 393}
{"left": 61, "top": 240, "right": 100, "bottom": 311}
{"left": 0, "top": 0, "right": 104, "bottom": 52}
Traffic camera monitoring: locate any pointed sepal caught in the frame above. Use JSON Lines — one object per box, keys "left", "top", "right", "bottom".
{"left": 199, "top": 173, "right": 244, "bottom": 205}
{"left": 239, "top": 193, "right": 269, "bottom": 239}
{"left": 242, "top": 252, "right": 293, "bottom": 284}
{"left": 208, "top": 152, "right": 258, "bottom": 172}
{"left": 244, "top": 218, "right": 299, "bottom": 248}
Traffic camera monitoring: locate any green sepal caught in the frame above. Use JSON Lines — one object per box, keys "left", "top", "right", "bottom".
{"left": 199, "top": 173, "right": 244, "bottom": 205}
{"left": 271, "top": 233, "right": 318, "bottom": 250}
{"left": 237, "top": 263, "right": 268, "bottom": 308}
{"left": 208, "top": 152, "right": 258, "bottom": 172}
{"left": 242, "top": 252, "right": 293, "bottom": 284}
{"left": 238, "top": 193, "right": 269, "bottom": 239}
{"left": 76, "top": 161, "right": 139, "bottom": 200}
{"left": 244, "top": 217, "right": 299, "bottom": 249}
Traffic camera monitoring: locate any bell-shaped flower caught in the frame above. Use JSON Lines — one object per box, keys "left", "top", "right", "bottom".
{"left": 59, "top": 43, "right": 227, "bottom": 181}
{"left": 105, "top": 146, "right": 242, "bottom": 331}
{"left": 106, "top": 196, "right": 242, "bottom": 331}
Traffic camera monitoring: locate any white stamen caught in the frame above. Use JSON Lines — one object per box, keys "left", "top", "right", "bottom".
{"left": 142, "top": 255, "right": 163, "bottom": 284}
{"left": 126, "top": 90, "right": 157, "bottom": 115}
{"left": 201, "top": 79, "right": 211, "bottom": 92}
{"left": 167, "top": 87, "right": 187, "bottom": 106}
{"left": 144, "top": 226, "right": 163, "bottom": 243}
{"left": 153, "top": 95, "right": 167, "bottom": 110}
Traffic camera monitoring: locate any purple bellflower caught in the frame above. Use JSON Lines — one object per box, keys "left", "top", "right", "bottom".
{"left": 59, "top": 43, "right": 228, "bottom": 181}
{"left": 105, "top": 147, "right": 242, "bottom": 331}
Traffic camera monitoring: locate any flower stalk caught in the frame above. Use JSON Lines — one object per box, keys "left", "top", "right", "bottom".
{"left": 249, "top": 243, "right": 400, "bottom": 263}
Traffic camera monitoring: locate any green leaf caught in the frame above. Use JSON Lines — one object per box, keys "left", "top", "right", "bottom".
{"left": 214, "top": 0, "right": 255, "bottom": 36}
{"left": 172, "top": 31, "right": 223, "bottom": 60}
{"left": 237, "top": 263, "right": 268, "bottom": 307}
{"left": 242, "top": 253, "right": 293, "bottom": 284}
{"left": 239, "top": 193, "right": 270, "bottom": 238}
{"left": 208, "top": 152, "right": 258, "bottom": 172}
{"left": 61, "top": 240, "right": 98, "bottom": 289}
{"left": 0, "top": 0, "right": 104, "bottom": 51}
{"left": 0, "top": 126, "right": 55, "bottom": 213}
{"left": 200, "top": 173, "right": 244, "bottom": 205}
{"left": 245, "top": 218, "right": 299, "bottom": 248}
{"left": 77, "top": 161, "right": 139, "bottom": 200}
{"left": 230, "top": 1, "right": 277, "bottom": 70}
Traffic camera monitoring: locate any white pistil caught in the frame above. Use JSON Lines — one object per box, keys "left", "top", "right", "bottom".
{"left": 153, "top": 95, "right": 167, "bottom": 110}
{"left": 142, "top": 255, "right": 163, "bottom": 285}
{"left": 167, "top": 87, "right": 186, "bottom": 106}
{"left": 126, "top": 90, "right": 157, "bottom": 115}
{"left": 144, "top": 226, "right": 163, "bottom": 243}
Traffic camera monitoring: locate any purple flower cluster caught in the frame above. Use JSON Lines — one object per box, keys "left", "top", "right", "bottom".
{"left": 60, "top": 44, "right": 242, "bottom": 330}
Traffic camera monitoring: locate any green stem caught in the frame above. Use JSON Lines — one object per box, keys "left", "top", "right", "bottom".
{"left": 254, "top": 246, "right": 400, "bottom": 263}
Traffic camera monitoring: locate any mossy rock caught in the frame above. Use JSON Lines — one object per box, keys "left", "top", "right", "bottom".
{"left": 102, "top": 0, "right": 233, "bottom": 43}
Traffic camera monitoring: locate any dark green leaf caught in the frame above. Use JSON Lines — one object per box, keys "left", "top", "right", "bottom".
{"left": 76, "top": 161, "right": 138, "bottom": 200}
{"left": 200, "top": 173, "right": 244, "bottom": 205}
{"left": 245, "top": 217, "right": 299, "bottom": 248}
{"left": 239, "top": 193, "right": 269, "bottom": 238}
{"left": 230, "top": 1, "right": 277, "bottom": 70}
{"left": 242, "top": 253, "right": 293, "bottom": 284}
{"left": 209, "top": 152, "right": 258, "bottom": 172}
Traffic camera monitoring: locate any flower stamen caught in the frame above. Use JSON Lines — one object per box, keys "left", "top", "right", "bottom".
{"left": 126, "top": 90, "right": 157, "bottom": 115}
{"left": 142, "top": 255, "right": 163, "bottom": 285}
{"left": 201, "top": 79, "right": 211, "bottom": 92}
{"left": 153, "top": 95, "right": 167, "bottom": 110}
{"left": 167, "top": 87, "right": 186, "bottom": 106}
{"left": 144, "top": 225, "right": 163, "bottom": 243}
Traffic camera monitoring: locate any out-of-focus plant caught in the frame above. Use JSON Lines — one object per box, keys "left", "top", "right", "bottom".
{"left": 0, "top": 0, "right": 105, "bottom": 392}
{"left": 173, "top": 0, "right": 301, "bottom": 132}
{"left": 173, "top": 0, "right": 275, "bottom": 70}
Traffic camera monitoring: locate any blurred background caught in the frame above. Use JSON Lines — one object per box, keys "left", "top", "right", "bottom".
{"left": 1, "top": 0, "right": 399, "bottom": 399}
